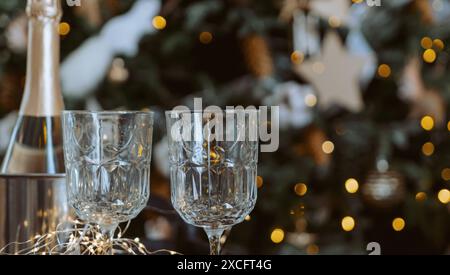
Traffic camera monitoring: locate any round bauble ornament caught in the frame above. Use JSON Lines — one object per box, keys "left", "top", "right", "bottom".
{"left": 362, "top": 170, "right": 406, "bottom": 208}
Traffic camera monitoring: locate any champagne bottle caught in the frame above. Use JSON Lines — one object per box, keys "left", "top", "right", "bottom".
{"left": 1, "top": 0, "right": 65, "bottom": 174}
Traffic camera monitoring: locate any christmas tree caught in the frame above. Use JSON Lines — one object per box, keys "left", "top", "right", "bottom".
{"left": 0, "top": 0, "right": 448, "bottom": 254}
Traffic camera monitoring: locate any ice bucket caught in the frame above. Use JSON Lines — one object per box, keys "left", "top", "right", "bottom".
{"left": 0, "top": 174, "right": 68, "bottom": 253}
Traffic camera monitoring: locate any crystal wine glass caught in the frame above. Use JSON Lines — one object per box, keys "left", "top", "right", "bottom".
{"left": 166, "top": 109, "right": 259, "bottom": 255}
{"left": 62, "top": 111, "right": 153, "bottom": 254}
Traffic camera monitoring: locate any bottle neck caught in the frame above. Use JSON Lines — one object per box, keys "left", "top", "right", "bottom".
{"left": 20, "top": 2, "right": 64, "bottom": 117}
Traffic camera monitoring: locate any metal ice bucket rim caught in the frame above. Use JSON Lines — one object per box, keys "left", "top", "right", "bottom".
{"left": 0, "top": 173, "right": 66, "bottom": 179}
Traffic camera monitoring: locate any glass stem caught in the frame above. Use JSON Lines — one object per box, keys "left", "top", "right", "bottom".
{"left": 205, "top": 227, "right": 225, "bottom": 255}
{"left": 100, "top": 223, "right": 118, "bottom": 255}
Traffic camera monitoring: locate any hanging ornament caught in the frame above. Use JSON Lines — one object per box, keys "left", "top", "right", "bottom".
{"left": 362, "top": 169, "right": 406, "bottom": 208}
{"left": 5, "top": 13, "right": 27, "bottom": 53}
{"left": 346, "top": 29, "right": 376, "bottom": 88}
{"left": 295, "top": 31, "right": 366, "bottom": 112}
{"left": 279, "top": 1, "right": 320, "bottom": 57}
{"left": 286, "top": 232, "right": 317, "bottom": 250}
{"left": 286, "top": 203, "right": 318, "bottom": 252}
{"left": 400, "top": 57, "right": 446, "bottom": 126}
{"left": 293, "top": 9, "right": 320, "bottom": 57}
{"left": 362, "top": 139, "right": 406, "bottom": 208}
{"left": 108, "top": 57, "right": 129, "bottom": 83}
{"left": 346, "top": 4, "right": 377, "bottom": 88}
{"left": 241, "top": 34, "right": 274, "bottom": 78}
{"left": 263, "top": 81, "right": 314, "bottom": 130}
{"left": 286, "top": 218, "right": 317, "bottom": 250}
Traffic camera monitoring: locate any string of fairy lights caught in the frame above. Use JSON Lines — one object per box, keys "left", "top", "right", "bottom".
{"left": 0, "top": 217, "right": 179, "bottom": 255}
{"left": 53, "top": 5, "right": 449, "bottom": 254}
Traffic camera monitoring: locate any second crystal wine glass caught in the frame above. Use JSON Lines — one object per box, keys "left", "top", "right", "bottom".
{"left": 166, "top": 109, "right": 259, "bottom": 255}
{"left": 62, "top": 111, "right": 153, "bottom": 254}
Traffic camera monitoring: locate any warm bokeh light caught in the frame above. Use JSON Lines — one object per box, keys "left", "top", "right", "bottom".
{"left": 328, "top": 16, "right": 341, "bottom": 28}
{"left": 245, "top": 215, "right": 251, "bottom": 221}
{"left": 421, "top": 37, "right": 433, "bottom": 49}
{"left": 294, "top": 183, "right": 308, "bottom": 197}
{"left": 270, "top": 228, "right": 285, "bottom": 244}
{"left": 422, "top": 142, "right": 435, "bottom": 156}
{"left": 322, "top": 141, "right": 335, "bottom": 154}
{"left": 291, "top": 51, "right": 304, "bottom": 65}
{"left": 433, "top": 39, "right": 445, "bottom": 50}
{"left": 423, "top": 49, "right": 437, "bottom": 63}
{"left": 305, "top": 94, "right": 317, "bottom": 107}
{"left": 447, "top": 121, "right": 450, "bottom": 131}
{"left": 306, "top": 244, "right": 319, "bottom": 255}
{"left": 152, "top": 15, "right": 167, "bottom": 30}
{"left": 199, "top": 31, "right": 213, "bottom": 44}
{"left": 392, "top": 218, "right": 406, "bottom": 232}
{"left": 437, "top": 189, "right": 450, "bottom": 204}
{"left": 378, "top": 64, "right": 391, "bottom": 78}
{"left": 421, "top": 116, "right": 434, "bottom": 131}
{"left": 441, "top": 168, "right": 450, "bottom": 181}
{"left": 415, "top": 192, "right": 427, "bottom": 202}
{"left": 345, "top": 178, "right": 359, "bottom": 194}
{"left": 256, "top": 176, "right": 263, "bottom": 188}
{"left": 341, "top": 216, "right": 355, "bottom": 232}
{"left": 58, "top": 22, "right": 71, "bottom": 36}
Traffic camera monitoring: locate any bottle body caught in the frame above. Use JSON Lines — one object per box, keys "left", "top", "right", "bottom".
{"left": 1, "top": 0, "right": 64, "bottom": 174}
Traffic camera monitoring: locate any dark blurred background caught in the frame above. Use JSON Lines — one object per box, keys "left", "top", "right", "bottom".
{"left": 0, "top": 0, "right": 449, "bottom": 254}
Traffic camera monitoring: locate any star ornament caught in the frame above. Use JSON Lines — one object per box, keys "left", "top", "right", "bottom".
{"left": 295, "top": 32, "right": 366, "bottom": 112}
